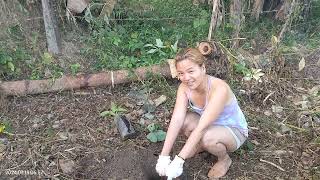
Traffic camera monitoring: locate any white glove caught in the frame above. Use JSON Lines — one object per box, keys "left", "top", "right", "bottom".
{"left": 156, "top": 155, "right": 171, "bottom": 176}
{"left": 166, "top": 155, "right": 185, "bottom": 179}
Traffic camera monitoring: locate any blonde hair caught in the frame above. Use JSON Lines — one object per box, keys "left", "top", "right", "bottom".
{"left": 175, "top": 48, "right": 205, "bottom": 66}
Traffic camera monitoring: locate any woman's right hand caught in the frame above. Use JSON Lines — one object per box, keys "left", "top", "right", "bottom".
{"left": 155, "top": 155, "right": 171, "bottom": 176}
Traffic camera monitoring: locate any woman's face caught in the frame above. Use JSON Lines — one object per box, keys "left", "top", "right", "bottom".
{"left": 176, "top": 59, "right": 206, "bottom": 90}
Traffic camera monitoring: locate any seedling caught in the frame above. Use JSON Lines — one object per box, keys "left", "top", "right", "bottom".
{"left": 70, "top": 63, "right": 81, "bottom": 75}
{"left": 100, "top": 102, "right": 127, "bottom": 117}
{"left": 0, "top": 121, "right": 13, "bottom": 134}
{"left": 146, "top": 123, "right": 166, "bottom": 143}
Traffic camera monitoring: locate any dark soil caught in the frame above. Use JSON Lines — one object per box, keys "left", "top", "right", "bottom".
{"left": 0, "top": 77, "right": 319, "bottom": 179}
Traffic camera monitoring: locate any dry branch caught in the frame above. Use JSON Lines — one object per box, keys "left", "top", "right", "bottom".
{"left": 260, "top": 158, "right": 285, "bottom": 171}
{"left": 0, "top": 64, "right": 171, "bottom": 96}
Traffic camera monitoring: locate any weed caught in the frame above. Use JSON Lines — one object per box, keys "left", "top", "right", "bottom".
{"left": 46, "top": 127, "right": 55, "bottom": 137}
{"left": 0, "top": 120, "right": 13, "bottom": 134}
{"left": 70, "top": 63, "right": 81, "bottom": 75}
{"left": 146, "top": 123, "right": 166, "bottom": 143}
{"left": 100, "top": 102, "right": 127, "bottom": 117}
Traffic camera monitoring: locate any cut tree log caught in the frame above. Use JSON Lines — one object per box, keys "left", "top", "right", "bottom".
{"left": 0, "top": 64, "right": 171, "bottom": 96}
{"left": 41, "top": 0, "right": 61, "bottom": 54}
{"left": 198, "top": 41, "right": 218, "bottom": 56}
{"left": 67, "top": 0, "right": 90, "bottom": 14}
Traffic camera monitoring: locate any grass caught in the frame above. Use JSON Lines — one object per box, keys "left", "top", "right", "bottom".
{"left": 0, "top": 0, "right": 320, "bottom": 81}
{"left": 82, "top": 0, "right": 211, "bottom": 71}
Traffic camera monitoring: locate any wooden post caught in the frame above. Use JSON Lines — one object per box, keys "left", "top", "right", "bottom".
{"left": 41, "top": 0, "right": 61, "bottom": 54}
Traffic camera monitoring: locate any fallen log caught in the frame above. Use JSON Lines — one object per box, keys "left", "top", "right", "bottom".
{"left": 0, "top": 64, "right": 171, "bottom": 96}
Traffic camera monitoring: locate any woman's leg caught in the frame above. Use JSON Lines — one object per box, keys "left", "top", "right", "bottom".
{"left": 181, "top": 112, "right": 204, "bottom": 158}
{"left": 201, "top": 126, "right": 238, "bottom": 178}
{"left": 181, "top": 113, "right": 239, "bottom": 178}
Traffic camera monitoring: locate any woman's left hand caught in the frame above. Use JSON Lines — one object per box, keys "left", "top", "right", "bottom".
{"left": 165, "top": 155, "right": 185, "bottom": 179}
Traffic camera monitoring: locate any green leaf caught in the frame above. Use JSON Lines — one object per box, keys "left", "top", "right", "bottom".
{"left": 100, "top": 111, "right": 115, "bottom": 117}
{"left": 246, "top": 141, "right": 254, "bottom": 151}
{"left": 155, "top": 130, "right": 166, "bottom": 141}
{"left": 171, "top": 40, "right": 178, "bottom": 53}
{"left": 147, "top": 49, "right": 157, "bottom": 54}
{"left": 111, "top": 102, "right": 117, "bottom": 112}
{"left": 156, "top": 39, "right": 164, "bottom": 48}
{"left": 7, "top": 62, "right": 15, "bottom": 72}
{"left": 144, "top": 44, "right": 155, "bottom": 47}
{"left": 42, "top": 52, "right": 53, "bottom": 65}
{"left": 147, "top": 132, "right": 158, "bottom": 142}
{"left": 0, "top": 124, "right": 5, "bottom": 133}
{"left": 117, "top": 107, "right": 127, "bottom": 112}
{"left": 147, "top": 123, "right": 156, "bottom": 132}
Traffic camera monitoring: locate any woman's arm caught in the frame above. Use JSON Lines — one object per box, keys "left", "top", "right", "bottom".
{"left": 160, "top": 84, "right": 188, "bottom": 156}
{"left": 178, "top": 82, "right": 229, "bottom": 159}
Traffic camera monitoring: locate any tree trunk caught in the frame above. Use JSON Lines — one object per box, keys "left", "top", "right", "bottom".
{"left": 251, "top": 0, "right": 265, "bottom": 21}
{"left": 230, "top": 0, "right": 242, "bottom": 48}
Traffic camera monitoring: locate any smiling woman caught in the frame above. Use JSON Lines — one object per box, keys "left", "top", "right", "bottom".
{"left": 155, "top": 48, "right": 248, "bottom": 179}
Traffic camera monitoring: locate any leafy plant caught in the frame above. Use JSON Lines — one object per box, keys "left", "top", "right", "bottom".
{"left": 144, "top": 39, "right": 178, "bottom": 58}
{"left": 46, "top": 127, "right": 54, "bottom": 137}
{"left": 146, "top": 123, "right": 166, "bottom": 143}
{"left": 0, "top": 52, "right": 15, "bottom": 72}
{"left": 70, "top": 63, "right": 81, "bottom": 75}
{"left": 234, "top": 62, "right": 251, "bottom": 76}
{"left": 100, "top": 102, "right": 127, "bottom": 117}
{"left": 243, "top": 68, "right": 265, "bottom": 82}
{"left": 0, "top": 121, "right": 13, "bottom": 134}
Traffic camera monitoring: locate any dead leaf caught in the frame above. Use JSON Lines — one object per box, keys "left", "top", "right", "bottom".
{"left": 317, "top": 58, "right": 320, "bottom": 66}
{"left": 294, "top": 100, "right": 309, "bottom": 109}
{"left": 273, "top": 150, "right": 287, "bottom": 156}
{"left": 59, "top": 159, "right": 75, "bottom": 174}
{"left": 264, "top": 110, "right": 272, "bottom": 116}
{"left": 251, "top": 139, "right": 260, "bottom": 145}
{"left": 301, "top": 152, "right": 313, "bottom": 166}
{"left": 57, "top": 132, "right": 68, "bottom": 140}
{"left": 275, "top": 132, "right": 283, "bottom": 138}
{"left": 308, "top": 85, "right": 320, "bottom": 96}
{"left": 272, "top": 105, "right": 283, "bottom": 113}
{"left": 280, "top": 124, "right": 292, "bottom": 134}
{"left": 298, "top": 57, "right": 306, "bottom": 71}
{"left": 0, "top": 143, "right": 6, "bottom": 154}
{"left": 154, "top": 95, "right": 167, "bottom": 107}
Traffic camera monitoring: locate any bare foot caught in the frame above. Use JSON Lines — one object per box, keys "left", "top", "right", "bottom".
{"left": 207, "top": 155, "right": 232, "bottom": 178}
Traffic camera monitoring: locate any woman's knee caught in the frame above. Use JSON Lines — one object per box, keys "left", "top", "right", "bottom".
{"left": 181, "top": 112, "right": 199, "bottom": 136}
{"left": 201, "top": 126, "right": 237, "bottom": 152}
{"left": 201, "top": 135, "right": 220, "bottom": 150}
